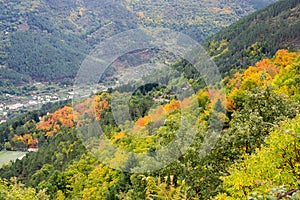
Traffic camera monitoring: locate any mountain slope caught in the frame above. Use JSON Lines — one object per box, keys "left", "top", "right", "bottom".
{"left": 0, "top": 0, "right": 276, "bottom": 85}
{"left": 0, "top": 48, "right": 299, "bottom": 199}
{"left": 121, "top": 0, "right": 277, "bottom": 42}
{"left": 205, "top": 0, "right": 300, "bottom": 74}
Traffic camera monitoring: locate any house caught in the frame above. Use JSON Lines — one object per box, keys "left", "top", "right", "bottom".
{"left": 28, "top": 148, "right": 39, "bottom": 152}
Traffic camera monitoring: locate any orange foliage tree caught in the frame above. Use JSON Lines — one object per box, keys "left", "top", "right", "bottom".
{"left": 273, "top": 49, "right": 297, "bottom": 68}
{"left": 163, "top": 100, "right": 181, "bottom": 114}
{"left": 37, "top": 106, "right": 74, "bottom": 136}
{"left": 224, "top": 49, "right": 296, "bottom": 113}
{"left": 12, "top": 134, "right": 38, "bottom": 148}
{"left": 135, "top": 116, "right": 151, "bottom": 127}
{"left": 94, "top": 93, "right": 110, "bottom": 121}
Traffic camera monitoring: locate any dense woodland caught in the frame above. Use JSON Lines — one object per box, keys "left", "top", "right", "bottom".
{"left": 0, "top": 48, "right": 299, "bottom": 199}
{"left": 205, "top": 0, "right": 300, "bottom": 75}
{"left": 1, "top": 0, "right": 300, "bottom": 199}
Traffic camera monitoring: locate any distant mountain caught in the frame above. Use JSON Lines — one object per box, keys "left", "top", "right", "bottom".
{"left": 204, "top": 0, "right": 300, "bottom": 74}
{"left": 0, "top": 0, "right": 276, "bottom": 86}
{"left": 119, "top": 0, "right": 277, "bottom": 42}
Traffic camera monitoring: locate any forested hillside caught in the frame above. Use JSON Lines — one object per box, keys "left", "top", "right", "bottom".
{"left": 0, "top": 0, "right": 275, "bottom": 86}
{"left": 0, "top": 48, "right": 299, "bottom": 199}
{"left": 205, "top": 0, "right": 300, "bottom": 74}
{"left": 2, "top": 0, "right": 300, "bottom": 199}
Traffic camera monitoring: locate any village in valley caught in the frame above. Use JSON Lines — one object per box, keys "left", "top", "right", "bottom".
{"left": 0, "top": 83, "right": 78, "bottom": 123}
{"left": 0, "top": 81, "right": 110, "bottom": 123}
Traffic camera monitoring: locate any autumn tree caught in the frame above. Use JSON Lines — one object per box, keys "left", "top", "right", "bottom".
{"left": 37, "top": 106, "right": 74, "bottom": 136}
{"left": 216, "top": 116, "right": 300, "bottom": 199}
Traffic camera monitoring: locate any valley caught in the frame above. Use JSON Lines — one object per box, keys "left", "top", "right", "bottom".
{"left": 0, "top": 83, "right": 74, "bottom": 121}
{"left": 0, "top": 0, "right": 279, "bottom": 121}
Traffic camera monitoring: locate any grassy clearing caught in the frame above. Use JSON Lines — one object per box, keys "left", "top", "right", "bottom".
{"left": 0, "top": 151, "right": 27, "bottom": 168}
